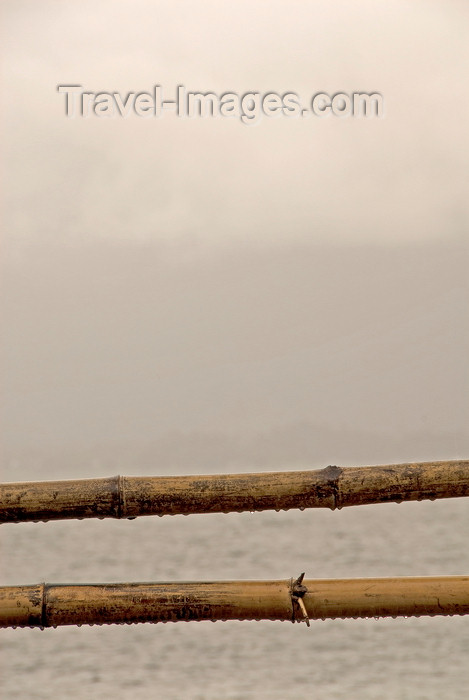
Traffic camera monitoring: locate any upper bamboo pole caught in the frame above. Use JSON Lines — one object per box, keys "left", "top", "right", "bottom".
{"left": 2, "top": 576, "right": 469, "bottom": 628}
{"left": 1, "top": 460, "right": 468, "bottom": 524}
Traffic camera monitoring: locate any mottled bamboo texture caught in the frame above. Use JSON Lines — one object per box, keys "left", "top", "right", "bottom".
{"left": 1, "top": 460, "right": 469, "bottom": 523}
{"left": 2, "top": 577, "right": 469, "bottom": 628}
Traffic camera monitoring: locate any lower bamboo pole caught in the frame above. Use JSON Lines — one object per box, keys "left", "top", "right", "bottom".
{"left": 1, "top": 460, "right": 469, "bottom": 523}
{"left": 1, "top": 576, "right": 469, "bottom": 628}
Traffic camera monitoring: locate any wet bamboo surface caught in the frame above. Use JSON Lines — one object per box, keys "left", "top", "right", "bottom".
{"left": 1, "top": 460, "right": 468, "bottom": 523}
{"left": 1, "top": 576, "right": 469, "bottom": 628}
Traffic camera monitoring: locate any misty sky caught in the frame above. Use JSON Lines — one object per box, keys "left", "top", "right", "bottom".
{"left": 1, "top": 1, "right": 468, "bottom": 476}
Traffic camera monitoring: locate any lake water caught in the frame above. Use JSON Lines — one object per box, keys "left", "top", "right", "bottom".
{"left": 1, "top": 461, "right": 469, "bottom": 699}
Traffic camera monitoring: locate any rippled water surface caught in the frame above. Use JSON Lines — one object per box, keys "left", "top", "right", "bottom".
{"left": 1, "top": 465, "right": 469, "bottom": 699}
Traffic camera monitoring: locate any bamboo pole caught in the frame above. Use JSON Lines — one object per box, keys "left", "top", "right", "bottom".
{"left": 1, "top": 460, "right": 468, "bottom": 524}
{"left": 1, "top": 576, "right": 469, "bottom": 628}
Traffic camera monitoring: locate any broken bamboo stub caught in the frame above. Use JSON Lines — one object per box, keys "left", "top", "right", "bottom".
{"left": 1, "top": 459, "right": 468, "bottom": 524}
{"left": 2, "top": 576, "right": 469, "bottom": 629}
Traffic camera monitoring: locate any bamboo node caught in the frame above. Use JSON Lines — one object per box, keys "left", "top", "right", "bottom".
{"left": 291, "top": 572, "right": 310, "bottom": 627}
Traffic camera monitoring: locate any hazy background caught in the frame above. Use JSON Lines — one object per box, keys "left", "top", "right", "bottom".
{"left": 1, "top": 3, "right": 469, "bottom": 699}
{"left": 1, "top": 0, "right": 468, "bottom": 475}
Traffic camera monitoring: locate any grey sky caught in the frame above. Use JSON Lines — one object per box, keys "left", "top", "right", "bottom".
{"left": 1, "top": 1, "right": 468, "bottom": 475}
